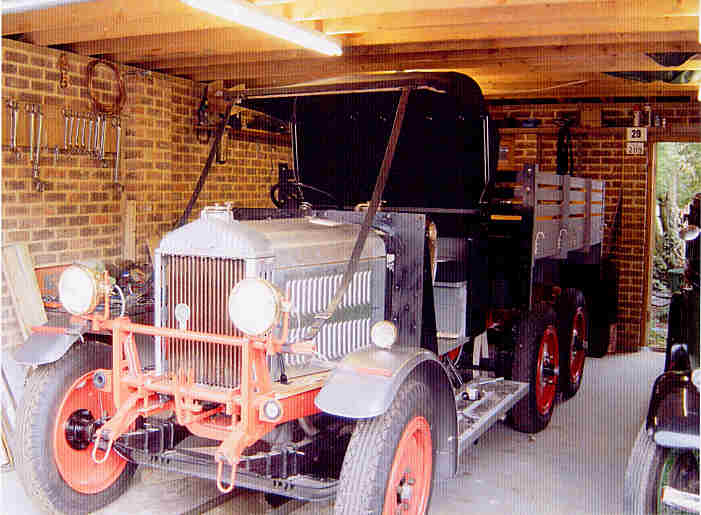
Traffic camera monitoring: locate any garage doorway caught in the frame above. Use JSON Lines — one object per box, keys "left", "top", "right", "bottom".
{"left": 646, "top": 141, "right": 701, "bottom": 349}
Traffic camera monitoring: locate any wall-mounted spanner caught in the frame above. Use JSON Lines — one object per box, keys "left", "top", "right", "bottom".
{"left": 7, "top": 100, "right": 20, "bottom": 159}
{"left": 32, "top": 105, "right": 47, "bottom": 192}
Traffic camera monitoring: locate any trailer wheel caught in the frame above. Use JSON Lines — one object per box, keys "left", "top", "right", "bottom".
{"left": 558, "top": 289, "right": 587, "bottom": 398}
{"left": 624, "top": 423, "right": 699, "bottom": 514}
{"left": 509, "top": 303, "right": 559, "bottom": 433}
{"left": 334, "top": 379, "right": 434, "bottom": 515}
{"left": 16, "top": 342, "right": 136, "bottom": 514}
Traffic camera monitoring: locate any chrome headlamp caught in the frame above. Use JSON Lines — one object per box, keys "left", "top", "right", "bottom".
{"left": 228, "top": 278, "right": 282, "bottom": 336}
{"left": 58, "top": 264, "right": 103, "bottom": 315}
{"left": 371, "top": 320, "right": 398, "bottom": 349}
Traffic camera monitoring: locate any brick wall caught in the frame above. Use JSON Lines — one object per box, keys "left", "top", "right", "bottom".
{"left": 489, "top": 101, "right": 700, "bottom": 351}
{"left": 1, "top": 39, "right": 291, "bottom": 349}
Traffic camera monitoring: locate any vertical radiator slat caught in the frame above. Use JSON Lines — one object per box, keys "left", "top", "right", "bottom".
{"left": 161, "top": 254, "right": 244, "bottom": 389}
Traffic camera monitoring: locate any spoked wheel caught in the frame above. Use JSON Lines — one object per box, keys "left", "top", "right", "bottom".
{"left": 625, "top": 423, "right": 700, "bottom": 514}
{"left": 334, "top": 379, "right": 435, "bottom": 515}
{"left": 16, "top": 342, "right": 136, "bottom": 514}
{"left": 509, "top": 303, "right": 560, "bottom": 433}
{"left": 558, "top": 289, "right": 588, "bottom": 398}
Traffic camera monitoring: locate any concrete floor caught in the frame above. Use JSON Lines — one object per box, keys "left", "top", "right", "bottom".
{"left": 1, "top": 349, "right": 663, "bottom": 515}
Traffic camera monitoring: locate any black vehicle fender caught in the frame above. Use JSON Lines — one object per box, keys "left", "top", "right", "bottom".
{"left": 13, "top": 325, "right": 88, "bottom": 366}
{"left": 315, "top": 346, "right": 458, "bottom": 479}
{"left": 646, "top": 370, "right": 700, "bottom": 450}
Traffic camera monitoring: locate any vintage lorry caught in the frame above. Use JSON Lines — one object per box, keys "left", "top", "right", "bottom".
{"left": 14, "top": 72, "right": 604, "bottom": 514}
{"left": 624, "top": 193, "right": 700, "bottom": 514}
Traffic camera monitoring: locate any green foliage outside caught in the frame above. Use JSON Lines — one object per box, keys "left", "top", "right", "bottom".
{"left": 649, "top": 142, "right": 701, "bottom": 347}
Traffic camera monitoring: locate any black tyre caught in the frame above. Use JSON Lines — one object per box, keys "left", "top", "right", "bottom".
{"left": 16, "top": 342, "right": 137, "bottom": 515}
{"left": 334, "top": 379, "right": 436, "bottom": 515}
{"left": 509, "top": 303, "right": 560, "bottom": 433}
{"left": 624, "top": 423, "right": 699, "bottom": 514}
{"left": 558, "top": 288, "right": 587, "bottom": 398}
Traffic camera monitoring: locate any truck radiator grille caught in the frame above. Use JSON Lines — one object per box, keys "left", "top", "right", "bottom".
{"left": 162, "top": 255, "right": 244, "bottom": 389}
{"left": 284, "top": 271, "right": 373, "bottom": 366}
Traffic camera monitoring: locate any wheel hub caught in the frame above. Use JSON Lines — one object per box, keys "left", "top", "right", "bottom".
{"left": 65, "top": 409, "right": 102, "bottom": 450}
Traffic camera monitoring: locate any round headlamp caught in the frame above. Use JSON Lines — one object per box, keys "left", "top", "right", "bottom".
{"left": 228, "top": 278, "right": 282, "bottom": 336}
{"left": 371, "top": 320, "right": 398, "bottom": 349}
{"left": 58, "top": 264, "right": 101, "bottom": 315}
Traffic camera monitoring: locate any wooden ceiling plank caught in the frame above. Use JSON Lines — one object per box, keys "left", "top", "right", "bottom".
{"left": 65, "top": 26, "right": 299, "bottom": 56}
{"left": 256, "top": 0, "right": 697, "bottom": 23}
{"left": 105, "top": 31, "right": 699, "bottom": 68}
{"left": 183, "top": 49, "right": 701, "bottom": 82}
{"left": 339, "top": 17, "right": 696, "bottom": 47}
{"left": 318, "top": 1, "right": 698, "bottom": 36}
{"left": 22, "top": 11, "right": 234, "bottom": 46}
{"left": 151, "top": 41, "right": 701, "bottom": 76}
{"left": 2, "top": 0, "right": 181, "bottom": 36}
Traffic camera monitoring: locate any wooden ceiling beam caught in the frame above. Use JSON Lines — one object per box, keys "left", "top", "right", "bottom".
{"left": 20, "top": 11, "right": 233, "bottom": 46}
{"left": 105, "top": 30, "right": 699, "bottom": 66}
{"left": 65, "top": 26, "right": 298, "bottom": 57}
{"left": 339, "top": 17, "right": 696, "bottom": 47}
{"left": 131, "top": 37, "right": 701, "bottom": 71}
{"left": 183, "top": 50, "right": 701, "bottom": 82}
{"left": 316, "top": 1, "right": 698, "bottom": 36}
{"left": 255, "top": 0, "right": 697, "bottom": 22}
{"left": 153, "top": 41, "right": 701, "bottom": 77}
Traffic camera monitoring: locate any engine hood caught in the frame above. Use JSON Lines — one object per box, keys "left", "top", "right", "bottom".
{"left": 158, "top": 211, "right": 386, "bottom": 269}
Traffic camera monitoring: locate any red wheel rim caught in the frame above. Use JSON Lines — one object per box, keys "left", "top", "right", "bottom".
{"left": 536, "top": 325, "right": 559, "bottom": 415}
{"left": 569, "top": 308, "right": 586, "bottom": 385}
{"left": 383, "top": 416, "right": 433, "bottom": 515}
{"left": 53, "top": 370, "right": 127, "bottom": 494}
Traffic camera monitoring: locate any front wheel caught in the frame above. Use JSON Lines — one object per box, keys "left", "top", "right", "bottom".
{"left": 624, "top": 424, "right": 699, "bottom": 514}
{"left": 16, "top": 342, "right": 136, "bottom": 514}
{"left": 334, "top": 379, "right": 435, "bottom": 515}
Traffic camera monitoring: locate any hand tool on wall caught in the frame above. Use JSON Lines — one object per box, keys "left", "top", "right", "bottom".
{"left": 32, "top": 106, "right": 46, "bottom": 192}
{"left": 68, "top": 111, "right": 75, "bottom": 152}
{"left": 8, "top": 100, "right": 19, "bottom": 157}
{"left": 100, "top": 115, "right": 107, "bottom": 161}
{"left": 62, "top": 108, "right": 69, "bottom": 151}
{"left": 26, "top": 104, "right": 35, "bottom": 164}
{"left": 80, "top": 114, "right": 87, "bottom": 151}
{"left": 74, "top": 112, "right": 82, "bottom": 153}
{"left": 93, "top": 113, "right": 101, "bottom": 158}
{"left": 112, "top": 117, "right": 122, "bottom": 188}
{"left": 87, "top": 114, "right": 93, "bottom": 154}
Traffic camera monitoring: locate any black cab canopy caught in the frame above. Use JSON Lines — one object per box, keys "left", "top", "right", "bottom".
{"left": 235, "top": 72, "right": 498, "bottom": 212}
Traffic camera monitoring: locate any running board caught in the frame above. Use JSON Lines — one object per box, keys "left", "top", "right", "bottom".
{"left": 456, "top": 379, "right": 528, "bottom": 455}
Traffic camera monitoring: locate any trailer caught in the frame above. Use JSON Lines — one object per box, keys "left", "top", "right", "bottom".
{"left": 14, "top": 72, "right": 603, "bottom": 514}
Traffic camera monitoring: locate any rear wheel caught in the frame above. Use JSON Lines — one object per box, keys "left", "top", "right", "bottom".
{"left": 16, "top": 342, "right": 136, "bottom": 514}
{"left": 624, "top": 423, "right": 699, "bottom": 514}
{"left": 509, "top": 303, "right": 560, "bottom": 433}
{"left": 334, "top": 379, "right": 435, "bottom": 515}
{"left": 558, "top": 289, "right": 587, "bottom": 398}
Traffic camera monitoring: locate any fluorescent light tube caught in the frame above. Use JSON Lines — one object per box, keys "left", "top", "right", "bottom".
{"left": 180, "top": 0, "right": 342, "bottom": 56}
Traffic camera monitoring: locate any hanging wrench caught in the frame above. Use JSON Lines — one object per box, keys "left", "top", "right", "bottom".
{"left": 74, "top": 113, "right": 82, "bottom": 153}
{"left": 8, "top": 100, "right": 19, "bottom": 156}
{"left": 33, "top": 106, "right": 46, "bottom": 192}
{"left": 100, "top": 115, "right": 107, "bottom": 161}
{"left": 93, "top": 114, "right": 102, "bottom": 159}
{"left": 80, "top": 114, "right": 88, "bottom": 152}
{"left": 87, "top": 114, "right": 94, "bottom": 154}
{"left": 68, "top": 111, "right": 75, "bottom": 152}
{"left": 112, "top": 117, "right": 122, "bottom": 187}
{"left": 62, "top": 108, "right": 70, "bottom": 151}
{"left": 26, "top": 104, "right": 35, "bottom": 163}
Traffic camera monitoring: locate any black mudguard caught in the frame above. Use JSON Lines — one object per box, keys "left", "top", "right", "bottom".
{"left": 646, "top": 370, "right": 700, "bottom": 449}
